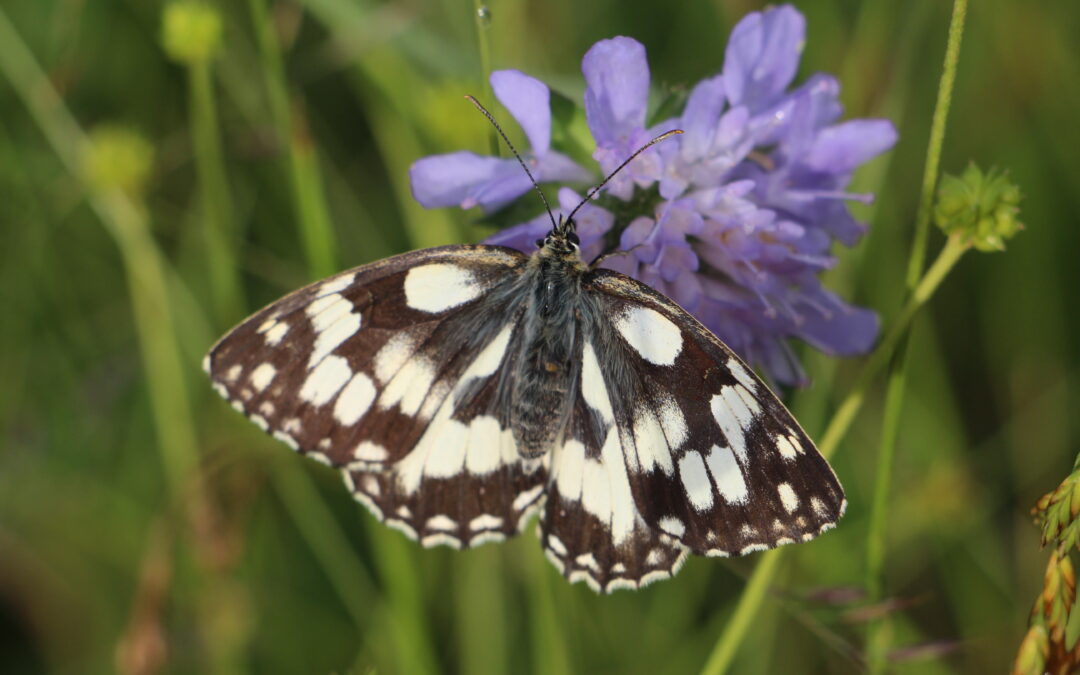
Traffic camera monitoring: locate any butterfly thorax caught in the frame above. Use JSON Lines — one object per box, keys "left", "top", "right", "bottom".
{"left": 509, "top": 234, "right": 589, "bottom": 458}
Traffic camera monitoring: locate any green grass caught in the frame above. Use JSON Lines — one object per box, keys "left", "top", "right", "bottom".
{"left": 2, "top": 1, "right": 1077, "bottom": 673}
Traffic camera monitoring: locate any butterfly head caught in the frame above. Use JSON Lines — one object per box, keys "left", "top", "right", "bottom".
{"left": 535, "top": 216, "right": 581, "bottom": 257}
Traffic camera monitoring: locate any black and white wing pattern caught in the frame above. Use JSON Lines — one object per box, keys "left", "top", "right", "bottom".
{"left": 206, "top": 243, "right": 844, "bottom": 593}
{"left": 538, "top": 269, "right": 845, "bottom": 592}
{"left": 205, "top": 245, "right": 548, "bottom": 547}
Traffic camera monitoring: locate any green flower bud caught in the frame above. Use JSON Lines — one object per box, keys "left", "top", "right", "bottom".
{"left": 161, "top": 1, "right": 223, "bottom": 65}
{"left": 934, "top": 163, "right": 1023, "bottom": 252}
{"left": 83, "top": 126, "right": 155, "bottom": 196}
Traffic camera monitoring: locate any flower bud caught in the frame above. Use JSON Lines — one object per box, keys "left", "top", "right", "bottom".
{"left": 934, "top": 163, "right": 1022, "bottom": 252}
{"left": 161, "top": 1, "right": 223, "bottom": 65}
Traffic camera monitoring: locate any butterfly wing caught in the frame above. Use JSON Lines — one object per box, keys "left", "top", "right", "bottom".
{"left": 539, "top": 268, "right": 844, "bottom": 591}
{"left": 205, "top": 244, "right": 546, "bottom": 546}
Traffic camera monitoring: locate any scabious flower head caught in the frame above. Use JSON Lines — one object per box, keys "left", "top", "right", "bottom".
{"left": 409, "top": 5, "right": 897, "bottom": 386}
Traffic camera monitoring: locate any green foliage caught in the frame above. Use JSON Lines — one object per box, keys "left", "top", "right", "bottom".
{"left": 1, "top": 1, "right": 1077, "bottom": 674}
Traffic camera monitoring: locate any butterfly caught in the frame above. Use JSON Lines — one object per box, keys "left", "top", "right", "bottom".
{"left": 204, "top": 117, "right": 845, "bottom": 593}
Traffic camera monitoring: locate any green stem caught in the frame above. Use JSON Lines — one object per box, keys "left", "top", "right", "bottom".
{"left": 698, "top": 235, "right": 969, "bottom": 675}
{"left": 699, "top": 549, "right": 784, "bottom": 675}
{"left": 865, "top": 2, "right": 967, "bottom": 670}
{"left": 189, "top": 59, "right": 243, "bottom": 324}
{"left": 471, "top": 0, "right": 499, "bottom": 156}
{"left": 818, "top": 235, "right": 968, "bottom": 458}
{"left": 906, "top": 0, "right": 968, "bottom": 288}
{"left": 247, "top": 0, "right": 337, "bottom": 278}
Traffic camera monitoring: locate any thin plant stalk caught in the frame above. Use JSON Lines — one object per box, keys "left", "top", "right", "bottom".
{"left": 188, "top": 57, "right": 244, "bottom": 324}
{"left": 472, "top": 0, "right": 499, "bottom": 156}
{"left": 698, "top": 234, "right": 970, "bottom": 675}
{"left": 247, "top": 0, "right": 337, "bottom": 279}
{"left": 864, "top": 1, "right": 968, "bottom": 670}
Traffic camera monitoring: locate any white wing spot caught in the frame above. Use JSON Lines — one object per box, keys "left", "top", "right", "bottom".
{"left": 581, "top": 342, "right": 614, "bottom": 424}
{"left": 704, "top": 444, "right": 748, "bottom": 504}
{"left": 360, "top": 473, "right": 382, "bottom": 494}
{"left": 614, "top": 305, "right": 683, "bottom": 365}
{"left": 404, "top": 263, "right": 482, "bottom": 313}
{"left": 575, "top": 553, "right": 601, "bottom": 572}
{"left": 353, "top": 441, "right": 388, "bottom": 463}
{"left": 776, "top": 434, "right": 798, "bottom": 460}
{"left": 778, "top": 483, "right": 799, "bottom": 512}
{"left": 678, "top": 451, "right": 714, "bottom": 511}
{"left": 632, "top": 405, "right": 674, "bottom": 475}
{"left": 309, "top": 304, "right": 361, "bottom": 368}
{"left": 554, "top": 439, "right": 586, "bottom": 502}
{"left": 272, "top": 431, "right": 298, "bottom": 450}
{"left": 374, "top": 333, "right": 419, "bottom": 384}
{"left": 465, "top": 416, "right": 508, "bottom": 475}
{"left": 316, "top": 273, "right": 355, "bottom": 297}
{"left": 225, "top": 364, "right": 242, "bottom": 382}
{"left": 249, "top": 363, "right": 277, "bottom": 392}
{"left": 645, "top": 549, "right": 664, "bottom": 566}
{"left": 658, "top": 516, "right": 685, "bottom": 538}
{"left": 460, "top": 324, "right": 513, "bottom": 381}
{"left": 546, "top": 534, "right": 568, "bottom": 556}
{"left": 264, "top": 322, "right": 288, "bottom": 345}
{"left": 250, "top": 414, "right": 268, "bottom": 431}
{"left": 426, "top": 515, "right": 457, "bottom": 531}
{"left": 711, "top": 387, "right": 754, "bottom": 463}
{"left": 470, "top": 514, "right": 503, "bottom": 531}
{"left": 657, "top": 396, "right": 688, "bottom": 450}
{"left": 740, "top": 543, "right": 768, "bottom": 555}
{"left": 335, "top": 372, "right": 377, "bottom": 425}
{"left": 378, "top": 356, "right": 436, "bottom": 416}
{"left": 513, "top": 484, "right": 544, "bottom": 512}
{"left": 299, "top": 355, "right": 352, "bottom": 406}
{"left": 810, "top": 497, "right": 827, "bottom": 517}
{"left": 726, "top": 356, "right": 757, "bottom": 392}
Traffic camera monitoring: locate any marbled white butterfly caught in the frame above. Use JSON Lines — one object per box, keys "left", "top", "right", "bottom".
{"left": 204, "top": 109, "right": 845, "bottom": 593}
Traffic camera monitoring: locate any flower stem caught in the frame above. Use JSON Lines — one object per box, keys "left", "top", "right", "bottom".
{"left": 189, "top": 57, "right": 244, "bottom": 325}
{"left": 698, "top": 235, "right": 968, "bottom": 675}
{"left": 864, "top": 1, "right": 967, "bottom": 670}
{"left": 471, "top": 0, "right": 499, "bottom": 156}
{"left": 247, "top": 0, "right": 337, "bottom": 279}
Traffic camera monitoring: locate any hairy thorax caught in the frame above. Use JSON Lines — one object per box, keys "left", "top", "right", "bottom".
{"left": 509, "top": 245, "right": 588, "bottom": 458}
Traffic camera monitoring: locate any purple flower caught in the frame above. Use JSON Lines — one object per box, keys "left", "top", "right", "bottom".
{"left": 409, "top": 5, "right": 896, "bottom": 386}
{"left": 410, "top": 70, "right": 590, "bottom": 211}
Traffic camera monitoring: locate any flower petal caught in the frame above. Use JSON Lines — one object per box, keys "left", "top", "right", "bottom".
{"left": 491, "top": 69, "right": 552, "bottom": 154}
{"left": 804, "top": 119, "right": 898, "bottom": 174}
{"left": 409, "top": 151, "right": 509, "bottom": 208}
{"left": 680, "top": 76, "right": 725, "bottom": 162}
{"left": 723, "top": 5, "right": 806, "bottom": 111}
{"left": 583, "top": 36, "right": 650, "bottom": 145}
{"left": 796, "top": 296, "right": 879, "bottom": 356}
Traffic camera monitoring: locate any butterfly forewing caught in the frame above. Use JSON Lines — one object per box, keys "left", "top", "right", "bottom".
{"left": 586, "top": 270, "right": 845, "bottom": 554}
{"left": 206, "top": 245, "right": 549, "bottom": 545}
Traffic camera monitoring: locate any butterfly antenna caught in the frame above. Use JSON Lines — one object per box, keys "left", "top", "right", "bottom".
{"left": 565, "top": 129, "right": 683, "bottom": 227}
{"left": 465, "top": 95, "right": 559, "bottom": 232}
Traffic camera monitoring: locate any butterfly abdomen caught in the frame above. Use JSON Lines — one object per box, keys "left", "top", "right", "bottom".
{"left": 509, "top": 249, "right": 587, "bottom": 458}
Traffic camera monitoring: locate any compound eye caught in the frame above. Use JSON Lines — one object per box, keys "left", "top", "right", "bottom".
{"left": 567, "top": 231, "right": 580, "bottom": 246}
{"left": 535, "top": 238, "right": 545, "bottom": 248}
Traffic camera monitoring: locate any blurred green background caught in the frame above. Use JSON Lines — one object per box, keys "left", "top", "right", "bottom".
{"left": 1, "top": 0, "right": 1077, "bottom": 673}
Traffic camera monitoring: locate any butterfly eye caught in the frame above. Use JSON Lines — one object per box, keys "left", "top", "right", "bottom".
{"left": 567, "top": 232, "right": 580, "bottom": 246}
{"left": 535, "top": 238, "right": 546, "bottom": 248}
